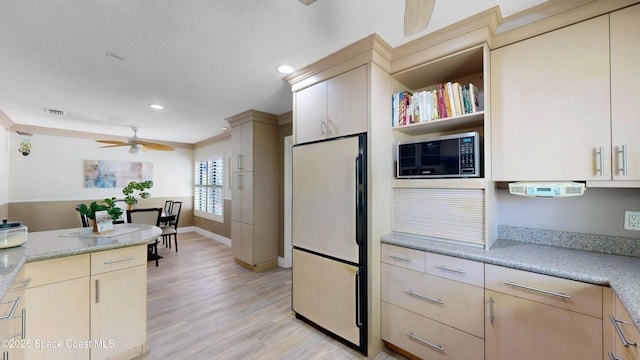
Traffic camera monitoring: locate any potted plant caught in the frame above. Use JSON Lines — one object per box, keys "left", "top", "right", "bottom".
{"left": 78, "top": 197, "right": 124, "bottom": 231}
{"left": 122, "top": 180, "right": 153, "bottom": 208}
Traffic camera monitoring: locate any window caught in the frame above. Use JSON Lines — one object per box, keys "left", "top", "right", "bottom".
{"left": 194, "top": 157, "right": 224, "bottom": 222}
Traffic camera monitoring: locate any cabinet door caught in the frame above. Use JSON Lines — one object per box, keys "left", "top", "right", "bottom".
{"left": 491, "top": 15, "right": 611, "bottom": 181}
{"left": 295, "top": 81, "right": 327, "bottom": 144}
{"left": 612, "top": 296, "right": 640, "bottom": 360}
{"left": 232, "top": 122, "right": 253, "bottom": 172}
{"left": 611, "top": 4, "right": 640, "bottom": 180}
{"left": 327, "top": 65, "right": 367, "bottom": 138}
{"left": 485, "top": 290, "right": 602, "bottom": 360}
{"left": 25, "top": 277, "right": 91, "bottom": 360}
{"left": 231, "top": 221, "right": 254, "bottom": 264}
{"left": 91, "top": 265, "right": 146, "bottom": 360}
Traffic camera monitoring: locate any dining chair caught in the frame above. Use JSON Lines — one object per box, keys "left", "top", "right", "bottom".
{"left": 127, "top": 208, "right": 163, "bottom": 267}
{"left": 75, "top": 204, "right": 90, "bottom": 228}
{"left": 163, "top": 200, "right": 174, "bottom": 219}
{"left": 161, "top": 201, "right": 182, "bottom": 252}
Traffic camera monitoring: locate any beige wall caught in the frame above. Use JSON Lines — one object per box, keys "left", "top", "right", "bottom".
{"left": 193, "top": 199, "right": 232, "bottom": 239}
{"left": 10, "top": 196, "right": 193, "bottom": 232}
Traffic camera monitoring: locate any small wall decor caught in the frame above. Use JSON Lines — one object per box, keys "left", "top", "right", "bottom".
{"left": 84, "top": 160, "right": 153, "bottom": 188}
{"left": 18, "top": 138, "right": 31, "bottom": 156}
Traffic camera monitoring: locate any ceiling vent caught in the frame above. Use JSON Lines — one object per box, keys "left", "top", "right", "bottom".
{"left": 44, "top": 108, "right": 65, "bottom": 116}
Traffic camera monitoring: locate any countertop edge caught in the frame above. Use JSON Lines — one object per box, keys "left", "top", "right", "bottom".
{"left": 381, "top": 232, "right": 640, "bottom": 331}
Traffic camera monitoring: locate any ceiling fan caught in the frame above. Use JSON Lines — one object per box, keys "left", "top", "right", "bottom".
{"left": 298, "top": 0, "right": 436, "bottom": 37}
{"left": 96, "top": 127, "right": 175, "bottom": 154}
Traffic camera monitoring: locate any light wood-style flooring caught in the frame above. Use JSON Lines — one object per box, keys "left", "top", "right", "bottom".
{"left": 135, "top": 232, "right": 407, "bottom": 360}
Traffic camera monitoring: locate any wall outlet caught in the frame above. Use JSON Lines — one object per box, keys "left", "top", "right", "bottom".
{"left": 624, "top": 211, "right": 640, "bottom": 231}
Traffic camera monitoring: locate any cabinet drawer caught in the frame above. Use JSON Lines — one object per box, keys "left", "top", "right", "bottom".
{"left": 91, "top": 245, "right": 146, "bottom": 275}
{"left": 381, "top": 244, "right": 425, "bottom": 272}
{"left": 485, "top": 264, "right": 602, "bottom": 318}
{"left": 382, "top": 302, "right": 484, "bottom": 360}
{"left": 425, "top": 252, "right": 484, "bottom": 287}
{"left": 612, "top": 296, "right": 640, "bottom": 360}
{"left": 25, "top": 254, "right": 90, "bottom": 287}
{"left": 381, "top": 263, "right": 484, "bottom": 338}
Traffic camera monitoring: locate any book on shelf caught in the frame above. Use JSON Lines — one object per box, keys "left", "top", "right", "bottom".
{"left": 391, "top": 81, "right": 482, "bottom": 127}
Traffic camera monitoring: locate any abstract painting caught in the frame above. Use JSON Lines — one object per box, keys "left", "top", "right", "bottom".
{"left": 84, "top": 160, "right": 153, "bottom": 188}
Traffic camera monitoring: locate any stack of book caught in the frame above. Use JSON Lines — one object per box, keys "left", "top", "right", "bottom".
{"left": 392, "top": 82, "right": 482, "bottom": 127}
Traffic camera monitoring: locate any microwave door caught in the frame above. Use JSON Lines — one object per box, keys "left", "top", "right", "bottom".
{"left": 420, "top": 139, "right": 458, "bottom": 175}
{"left": 398, "top": 143, "right": 419, "bottom": 177}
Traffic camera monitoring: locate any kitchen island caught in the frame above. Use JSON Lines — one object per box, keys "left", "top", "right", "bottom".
{"left": 0, "top": 223, "right": 160, "bottom": 360}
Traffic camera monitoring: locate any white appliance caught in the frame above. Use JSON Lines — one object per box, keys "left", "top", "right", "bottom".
{"left": 508, "top": 182, "right": 586, "bottom": 198}
{"left": 291, "top": 133, "right": 367, "bottom": 354}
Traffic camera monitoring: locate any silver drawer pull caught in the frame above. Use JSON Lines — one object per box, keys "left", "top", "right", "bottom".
{"left": 405, "top": 290, "right": 444, "bottom": 305}
{"left": 436, "top": 265, "right": 466, "bottom": 275}
{"left": 0, "top": 296, "right": 21, "bottom": 320}
{"left": 610, "top": 315, "right": 638, "bottom": 347}
{"left": 504, "top": 281, "right": 572, "bottom": 299}
{"left": 608, "top": 352, "right": 624, "bottom": 360}
{"left": 12, "top": 277, "right": 32, "bottom": 289}
{"left": 104, "top": 256, "right": 135, "bottom": 264}
{"left": 406, "top": 332, "right": 444, "bottom": 352}
{"left": 389, "top": 254, "right": 411, "bottom": 262}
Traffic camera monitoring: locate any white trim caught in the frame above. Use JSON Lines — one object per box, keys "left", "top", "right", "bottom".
{"left": 192, "top": 226, "right": 231, "bottom": 247}
{"left": 282, "top": 135, "right": 293, "bottom": 269}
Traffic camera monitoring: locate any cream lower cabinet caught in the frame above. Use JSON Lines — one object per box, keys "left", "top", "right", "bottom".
{"left": 24, "top": 245, "right": 146, "bottom": 360}
{"left": 485, "top": 264, "right": 603, "bottom": 360}
{"left": 1, "top": 267, "right": 27, "bottom": 360}
{"left": 90, "top": 245, "right": 147, "bottom": 360}
{"left": 606, "top": 292, "right": 640, "bottom": 360}
{"left": 381, "top": 244, "right": 485, "bottom": 360}
{"left": 24, "top": 254, "right": 91, "bottom": 360}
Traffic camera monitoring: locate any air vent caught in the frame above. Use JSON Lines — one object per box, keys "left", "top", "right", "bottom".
{"left": 44, "top": 108, "right": 65, "bottom": 116}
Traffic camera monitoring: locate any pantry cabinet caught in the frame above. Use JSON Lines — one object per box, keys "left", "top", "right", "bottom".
{"left": 492, "top": 5, "right": 640, "bottom": 183}
{"left": 228, "top": 110, "right": 279, "bottom": 271}
{"left": 485, "top": 264, "right": 603, "bottom": 360}
{"left": 295, "top": 65, "right": 367, "bottom": 144}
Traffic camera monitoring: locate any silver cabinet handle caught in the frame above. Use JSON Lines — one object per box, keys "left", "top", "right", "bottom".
{"left": 436, "top": 265, "right": 466, "bottom": 275}
{"left": 327, "top": 118, "right": 335, "bottom": 136}
{"left": 95, "top": 279, "right": 100, "bottom": 304}
{"left": 489, "top": 296, "right": 495, "bottom": 325}
{"left": 0, "top": 296, "right": 21, "bottom": 320}
{"left": 3, "top": 350, "right": 7, "bottom": 360}
{"left": 405, "top": 290, "right": 444, "bottom": 305}
{"left": 406, "top": 332, "right": 445, "bottom": 352}
{"left": 504, "top": 281, "right": 572, "bottom": 299}
{"left": 389, "top": 254, "right": 411, "bottom": 262}
{"left": 10, "top": 308, "right": 26, "bottom": 340}
{"left": 237, "top": 173, "right": 244, "bottom": 190}
{"left": 596, "top": 146, "right": 605, "bottom": 176}
{"left": 12, "top": 277, "right": 32, "bottom": 289}
{"left": 238, "top": 154, "right": 244, "bottom": 170}
{"left": 610, "top": 314, "right": 638, "bottom": 347}
{"left": 320, "top": 118, "right": 327, "bottom": 137}
{"left": 104, "top": 256, "right": 134, "bottom": 264}
{"left": 618, "top": 145, "right": 628, "bottom": 176}
{"left": 608, "top": 352, "right": 624, "bottom": 360}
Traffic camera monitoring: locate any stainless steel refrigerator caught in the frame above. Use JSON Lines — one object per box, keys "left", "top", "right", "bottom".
{"left": 291, "top": 133, "right": 367, "bottom": 354}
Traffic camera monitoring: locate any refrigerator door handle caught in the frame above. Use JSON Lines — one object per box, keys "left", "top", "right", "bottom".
{"left": 355, "top": 269, "right": 362, "bottom": 328}
{"left": 355, "top": 152, "right": 363, "bottom": 246}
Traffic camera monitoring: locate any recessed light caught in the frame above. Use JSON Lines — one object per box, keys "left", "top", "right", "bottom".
{"left": 149, "top": 104, "right": 164, "bottom": 110}
{"left": 277, "top": 65, "right": 294, "bottom": 74}
{"left": 105, "top": 52, "right": 125, "bottom": 62}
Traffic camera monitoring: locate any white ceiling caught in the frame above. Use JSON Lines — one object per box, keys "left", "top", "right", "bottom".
{"left": 0, "top": 0, "right": 547, "bottom": 144}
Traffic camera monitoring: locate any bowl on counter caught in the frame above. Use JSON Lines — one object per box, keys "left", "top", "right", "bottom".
{"left": 0, "top": 219, "right": 27, "bottom": 249}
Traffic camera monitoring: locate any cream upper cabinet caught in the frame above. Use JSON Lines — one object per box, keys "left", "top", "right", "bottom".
{"left": 485, "top": 264, "right": 603, "bottom": 360}
{"left": 610, "top": 4, "right": 640, "bottom": 180}
{"left": 295, "top": 65, "right": 367, "bottom": 144}
{"left": 491, "top": 15, "right": 611, "bottom": 181}
{"left": 231, "top": 121, "right": 253, "bottom": 173}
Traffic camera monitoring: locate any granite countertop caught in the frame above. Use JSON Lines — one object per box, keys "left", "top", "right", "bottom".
{"left": 0, "top": 223, "right": 161, "bottom": 298}
{"left": 381, "top": 232, "right": 640, "bottom": 331}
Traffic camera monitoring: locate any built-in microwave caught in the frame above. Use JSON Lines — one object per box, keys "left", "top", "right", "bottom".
{"left": 397, "top": 131, "right": 481, "bottom": 178}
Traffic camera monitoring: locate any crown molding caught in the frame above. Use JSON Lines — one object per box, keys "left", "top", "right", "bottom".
{"left": 0, "top": 110, "right": 15, "bottom": 130}
{"left": 194, "top": 130, "right": 232, "bottom": 148}
{"left": 225, "top": 109, "right": 279, "bottom": 128}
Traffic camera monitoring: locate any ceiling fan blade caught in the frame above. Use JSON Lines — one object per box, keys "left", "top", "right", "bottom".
{"left": 99, "top": 144, "right": 129, "bottom": 149}
{"left": 132, "top": 139, "right": 175, "bottom": 151}
{"left": 404, "top": 0, "right": 436, "bottom": 36}
{"left": 96, "top": 140, "right": 129, "bottom": 146}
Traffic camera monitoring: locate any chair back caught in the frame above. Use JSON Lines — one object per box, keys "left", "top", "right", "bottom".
{"left": 163, "top": 200, "right": 174, "bottom": 215}
{"left": 126, "top": 208, "right": 162, "bottom": 226}
{"left": 75, "top": 204, "right": 90, "bottom": 227}
{"left": 170, "top": 201, "right": 182, "bottom": 227}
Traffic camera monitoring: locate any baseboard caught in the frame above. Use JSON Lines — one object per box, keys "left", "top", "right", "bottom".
{"left": 191, "top": 226, "right": 231, "bottom": 246}
{"left": 278, "top": 256, "right": 291, "bottom": 269}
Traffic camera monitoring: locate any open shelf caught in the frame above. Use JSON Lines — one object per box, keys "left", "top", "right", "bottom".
{"left": 392, "top": 111, "right": 484, "bottom": 135}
